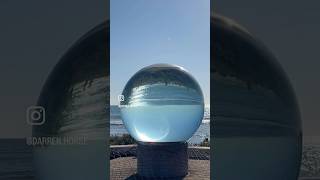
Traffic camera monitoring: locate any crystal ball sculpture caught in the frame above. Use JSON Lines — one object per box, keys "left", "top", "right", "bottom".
{"left": 32, "top": 22, "right": 109, "bottom": 180}
{"left": 34, "top": 22, "right": 109, "bottom": 139}
{"left": 120, "top": 64, "right": 204, "bottom": 142}
{"left": 212, "top": 15, "right": 302, "bottom": 180}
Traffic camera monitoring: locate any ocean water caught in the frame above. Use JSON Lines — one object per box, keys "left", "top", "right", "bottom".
{"left": 212, "top": 112, "right": 302, "bottom": 180}
{"left": 122, "top": 83, "right": 203, "bottom": 107}
{"left": 33, "top": 141, "right": 107, "bottom": 180}
{"left": 213, "top": 136, "right": 301, "bottom": 179}
{"left": 0, "top": 139, "right": 33, "bottom": 180}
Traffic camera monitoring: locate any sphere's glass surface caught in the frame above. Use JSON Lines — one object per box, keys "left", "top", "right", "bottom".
{"left": 33, "top": 22, "right": 109, "bottom": 180}
{"left": 120, "top": 64, "right": 204, "bottom": 142}
{"left": 212, "top": 15, "right": 302, "bottom": 180}
{"left": 34, "top": 23, "right": 109, "bottom": 139}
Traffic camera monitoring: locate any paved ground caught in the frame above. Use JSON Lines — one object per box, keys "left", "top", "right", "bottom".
{"left": 110, "top": 157, "right": 210, "bottom": 180}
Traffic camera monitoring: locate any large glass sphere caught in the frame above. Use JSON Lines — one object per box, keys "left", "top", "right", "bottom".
{"left": 212, "top": 15, "right": 302, "bottom": 180}
{"left": 33, "top": 22, "right": 109, "bottom": 180}
{"left": 120, "top": 64, "right": 204, "bottom": 142}
{"left": 34, "top": 23, "right": 109, "bottom": 139}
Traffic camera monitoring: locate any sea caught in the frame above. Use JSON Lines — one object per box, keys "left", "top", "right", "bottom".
{"left": 0, "top": 139, "right": 33, "bottom": 180}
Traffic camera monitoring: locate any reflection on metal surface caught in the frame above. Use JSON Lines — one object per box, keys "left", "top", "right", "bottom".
{"left": 212, "top": 15, "right": 302, "bottom": 180}
{"left": 120, "top": 64, "right": 204, "bottom": 142}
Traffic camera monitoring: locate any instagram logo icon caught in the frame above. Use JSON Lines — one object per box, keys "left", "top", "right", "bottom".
{"left": 26, "top": 106, "right": 45, "bottom": 125}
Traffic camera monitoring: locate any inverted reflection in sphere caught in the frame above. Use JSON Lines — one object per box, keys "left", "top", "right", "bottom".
{"left": 120, "top": 64, "right": 204, "bottom": 142}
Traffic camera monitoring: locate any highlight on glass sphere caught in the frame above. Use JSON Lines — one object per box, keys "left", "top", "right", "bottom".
{"left": 120, "top": 64, "right": 204, "bottom": 142}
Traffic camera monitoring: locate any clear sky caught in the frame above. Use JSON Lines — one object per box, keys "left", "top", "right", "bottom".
{"left": 110, "top": 0, "right": 210, "bottom": 105}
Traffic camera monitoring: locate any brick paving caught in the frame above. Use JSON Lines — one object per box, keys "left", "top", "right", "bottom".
{"left": 110, "top": 157, "right": 209, "bottom": 179}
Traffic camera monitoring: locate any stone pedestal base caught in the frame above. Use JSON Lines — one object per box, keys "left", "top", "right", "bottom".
{"left": 137, "top": 142, "right": 188, "bottom": 178}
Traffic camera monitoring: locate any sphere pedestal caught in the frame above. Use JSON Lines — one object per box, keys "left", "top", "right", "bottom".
{"left": 137, "top": 142, "right": 188, "bottom": 178}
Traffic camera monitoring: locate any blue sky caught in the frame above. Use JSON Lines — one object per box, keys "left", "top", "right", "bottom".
{"left": 110, "top": 0, "right": 210, "bottom": 105}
